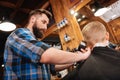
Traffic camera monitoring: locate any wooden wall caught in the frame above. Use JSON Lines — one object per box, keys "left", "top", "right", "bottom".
{"left": 77, "top": 5, "right": 118, "bottom": 44}
{"left": 108, "top": 18, "right": 120, "bottom": 44}
{"left": 77, "top": 2, "right": 120, "bottom": 44}
{"left": 48, "top": 0, "right": 120, "bottom": 50}
{"left": 49, "top": 0, "right": 91, "bottom": 50}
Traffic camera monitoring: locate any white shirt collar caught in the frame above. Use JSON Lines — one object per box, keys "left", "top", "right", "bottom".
{"left": 94, "top": 41, "right": 109, "bottom": 47}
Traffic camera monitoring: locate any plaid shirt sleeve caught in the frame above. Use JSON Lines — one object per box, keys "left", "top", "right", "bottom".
{"left": 7, "top": 28, "right": 50, "bottom": 63}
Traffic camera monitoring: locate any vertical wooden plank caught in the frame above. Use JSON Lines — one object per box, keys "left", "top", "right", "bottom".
{"left": 50, "top": 0, "right": 85, "bottom": 50}
{"left": 61, "top": 0, "right": 84, "bottom": 50}
{"left": 49, "top": 0, "right": 63, "bottom": 22}
{"left": 49, "top": 0, "right": 119, "bottom": 48}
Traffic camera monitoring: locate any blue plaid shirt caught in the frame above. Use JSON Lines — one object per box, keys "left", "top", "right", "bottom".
{"left": 4, "top": 28, "right": 54, "bottom": 80}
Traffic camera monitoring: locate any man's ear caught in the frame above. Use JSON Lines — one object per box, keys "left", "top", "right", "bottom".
{"left": 105, "top": 32, "right": 109, "bottom": 40}
{"left": 31, "top": 16, "right": 36, "bottom": 23}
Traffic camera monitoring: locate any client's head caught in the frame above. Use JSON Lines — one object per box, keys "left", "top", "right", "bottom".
{"left": 82, "top": 21, "right": 109, "bottom": 48}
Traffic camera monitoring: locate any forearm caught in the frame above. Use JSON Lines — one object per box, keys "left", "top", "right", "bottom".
{"left": 55, "top": 63, "right": 73, "bottom": 71}
{"left": 40, "top": 47, "right": 90, "bottom": 64}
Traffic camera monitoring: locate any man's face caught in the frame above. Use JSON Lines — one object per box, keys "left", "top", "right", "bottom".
{"left": 32, "top": 14, "right": 49, "bottom": 38}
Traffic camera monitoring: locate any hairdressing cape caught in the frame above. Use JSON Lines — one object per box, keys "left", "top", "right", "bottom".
{"left": 62, "top": 47, "right": 120, "bottom": 80}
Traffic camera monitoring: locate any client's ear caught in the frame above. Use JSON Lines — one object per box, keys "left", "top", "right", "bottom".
{"left": 105, "top": 32, "right": 109, "bottom": 40}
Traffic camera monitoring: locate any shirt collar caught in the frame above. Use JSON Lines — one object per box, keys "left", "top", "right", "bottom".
{"left": 94, "top": 41, "right": 109, "bottom": 47}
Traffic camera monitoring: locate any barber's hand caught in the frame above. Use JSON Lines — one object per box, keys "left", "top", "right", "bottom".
{"left": 77, "top": 47, "right": 91, "bottom": 60}
{"left": 80, "top": 47, "right": 90, "bottom": 53}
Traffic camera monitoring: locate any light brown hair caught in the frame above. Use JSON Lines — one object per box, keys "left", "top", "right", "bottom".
{"left": 82, "top": 21, "right": 107, "bottom": 46}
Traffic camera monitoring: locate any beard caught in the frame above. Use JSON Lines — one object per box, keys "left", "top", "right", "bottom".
{"left": 33, "top": 26, "right": 44, "bottom": 38}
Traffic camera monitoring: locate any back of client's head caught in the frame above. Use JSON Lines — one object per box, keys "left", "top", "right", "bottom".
{"left": 82, "top": 21, "right": 107, "bottom": 47}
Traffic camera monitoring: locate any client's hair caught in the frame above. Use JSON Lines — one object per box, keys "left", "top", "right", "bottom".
{"left": 82, "top": 21, "right": 107, "bottom": 46}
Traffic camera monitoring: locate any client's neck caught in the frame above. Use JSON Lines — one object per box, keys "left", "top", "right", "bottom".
{"left": 93, "top": 40, "right": 109, "bottom": 47}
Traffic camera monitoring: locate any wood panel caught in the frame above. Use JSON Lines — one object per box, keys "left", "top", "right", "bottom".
{"left": 49, "top": 0, "right": 90, "bottom": 50}
{"left": 49, "top": 0, "right": 119, "bottom": 50}
{"left": 73, "top": 0, "right": 91, "bottom": 12}
{"left": 68, "top": 0, "right": 80, "bottom": 8}
{"left": 108, "top": 18, "right": 120, "bottom": 44}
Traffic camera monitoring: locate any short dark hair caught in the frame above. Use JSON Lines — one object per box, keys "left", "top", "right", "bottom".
{"left": 29, "top": 9, "right": 52, "bottom": 19}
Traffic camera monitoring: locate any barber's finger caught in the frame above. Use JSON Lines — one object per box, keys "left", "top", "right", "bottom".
{"left": 80, "top": 48, "right": 86, "bottom": 53}
{"left": 82, "top": 47, "right": 91, "bottom": 53}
